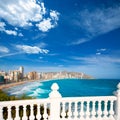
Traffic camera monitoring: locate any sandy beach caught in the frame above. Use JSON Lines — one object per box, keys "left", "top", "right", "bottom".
{"left": 0, "top": 79, "right": 58, "bottom": 90}
{"left": 0, "top": 78, "right": 81, "bottom": 90}
{"left": 0, "top": 79, "right": 42, "bottom": 90}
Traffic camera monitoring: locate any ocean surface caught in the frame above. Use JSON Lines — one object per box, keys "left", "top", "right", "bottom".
{"left": 4, "top": 79, "right": 120, "bottom": 98}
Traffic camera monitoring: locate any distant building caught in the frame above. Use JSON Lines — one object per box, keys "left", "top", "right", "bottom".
{"left": 0, "top": 76, "right": 4, "bottom": 83}
{"left": 19, "top": 66, "right": 24, "bottom": 79}
{"left": 0, "top": 71, "right": 6, "bottom": 76}
{"left": 27, "top": 71, "right": 38, "bottom": 80}
{"left": 9, "top": 70, "right": 20, "bottom": 82}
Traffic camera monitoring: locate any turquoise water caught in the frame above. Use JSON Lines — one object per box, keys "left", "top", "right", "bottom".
{"left": 5, "top": 79, "right": 120, "bottom": 98}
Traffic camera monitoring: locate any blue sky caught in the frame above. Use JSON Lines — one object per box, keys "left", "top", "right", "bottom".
{"left": 0, "top": 0, "right": 120, "bottom": 78}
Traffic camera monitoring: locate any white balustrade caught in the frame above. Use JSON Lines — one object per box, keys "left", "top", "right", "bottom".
{"left": 43, "top": 103, "right": 48, "bottom": 120}
{"left": 91, "top": 100, "right": 96, "bottom": 119}
{"left": 68, "top": 102, "right": 72, "bottom": 119}
{"left": 15, "top": 105, "right": 19, "bottom": 120}
{"left": 108, "top": 100, "right": 115, "bottom": 120}
{"left": 29, "top": 104, "right": 34, "bottom": 120}
{"left": 0, "top": 82, "right": 119, "bottom": 120}
{"left": 8, "top": 105, "right": 12, "bottom": 120}
{"left": 115, "top": 83, "right": 120, "bottom": 120}
{"left": 97, "top": 100, "right": 102, "bottom": 119}
{"left": 36, "top": 104, "right": 41, "bottom": 120}
{"left": 61, "top": 102, "right": 66, "bottom": 119}
{"left": 103, "top": 100, "right": 109, "bottom": 119}
{"left": 0, "top": 106, "right": 3, "bottom": 120}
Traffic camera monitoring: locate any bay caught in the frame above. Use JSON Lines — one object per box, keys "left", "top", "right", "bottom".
{"left": 4, "top": 79, "right": 120, "bottom": 99}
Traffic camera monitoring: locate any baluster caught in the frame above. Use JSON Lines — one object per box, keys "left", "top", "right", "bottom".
{"left": 61, "top": 102, "right": 66, "bottom": 119}
{"left": 86, "top": 101, "right": 90, "bottom": 119}
{"left": 15, "top": 105, "right": 20, "bottom": 120}
{"left": 43, "top": 103, "right": 48, "bottom": 120}
{"left": 22, "top": 105, "right": 27, "bottom": 120}
{"left": 109, "top": 100, "right": 114, "bottom": 120}
{"left": 36, "top": 104, "right": 41, "bottom": 120}
{"left": 103, "top": 100, "right": 108, "bottom": 119}
{"left": 97, "top": 100, "right": 102, "bottom": 119}
{"left": 0, "top": 106, "right": 3, "bottom": 120}
{"left": 7, "top": 106, "right": 12, "bottom": 120}
{"left": 80, "top": 101, "right": 85, "bottom": 119}
{"left": 68, "top": 102, "right": 72, "bottom": 119}
{"left": 74, "top": 101, "right": 78, "bottom": 119}
{"left": 91, "top": 101, "right": 96, "bottom": 119}
{"left": 29, "top": 104, "right": 34, "bottom": 120}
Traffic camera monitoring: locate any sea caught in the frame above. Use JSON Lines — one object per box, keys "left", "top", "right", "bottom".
{"left": 4, "top": 79, "right": 120, "bottom": 99}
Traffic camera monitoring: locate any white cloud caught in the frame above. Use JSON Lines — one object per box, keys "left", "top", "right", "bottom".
{"left": 39, "top": 57, "right": 43, "bottom": 59}
{"left": 0, "top": 0, "right": 42, "bottom": 27}
{"left": 0, "top": 46, "right": 9, "bottom": 53}
{"left": 0, "top": 52, "right": 21, "bottom": 58}
{"left": 97, "top": 48, "right": 106, "bottom": 52}
{"left": 0, "top": 0, "right": 59, "bottom": 33}
{"left": 73, "top": 5, "right": 120, "bottom": 41}
{"left": 72, "top": 55, "right": 120, "bottom": 65}
{"left": 37, "top": 42, "right": 47, "bottom": 48}
{"left": 18, "top": 33, "right": 23, "bottom": 37}
{"left": 36, "top": 18, "right": 54, "bottom": 32}
{"left": 16, "top": 45, "right": 49, "bottom": 54}
{"left": 4, "top": 30, "right": 17, "bottom": 36}
{"left": 50, "top": 10, "right": 59, "bottom": 21}
{"left": 95, "top": 48, "right": 107, "bottom": 55}
{"left": 0, "top": 21, "right": 18, "bottom": 36}
{"left": 36, "top": 10, "right": 59, "bottom": 32}
{"left": 0, "top": 22, "right": 6, "bottom": 31}
{"left": 96, "top": 52, "right": 101, "bottom": 55}
{"left": 69, "top": 38, "right": 89, "bottom": 45}
{"left": 32, "top": 33, "right": 47, "bottom": 40}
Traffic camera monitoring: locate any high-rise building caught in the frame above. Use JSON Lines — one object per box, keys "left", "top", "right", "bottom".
{"left": 27, "top": 71, "right": 38, "bottom": 80}
{"left": 19, "top": 66, "right": 24, "bottom": 79}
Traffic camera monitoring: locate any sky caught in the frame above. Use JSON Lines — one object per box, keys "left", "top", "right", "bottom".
{"left": 0, "top": 0, "right": 120, "bottom": 79}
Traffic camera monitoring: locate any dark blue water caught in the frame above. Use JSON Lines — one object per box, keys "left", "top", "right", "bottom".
{"left": 5, "top": 79, "right": 120, "bottom": 98}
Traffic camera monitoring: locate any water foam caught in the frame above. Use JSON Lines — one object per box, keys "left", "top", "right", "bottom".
{"left": 28, "top": 88, "right": 50, "bottom": 98}
{"left": 6, "top": 81, "right": 44, "bottom": 97}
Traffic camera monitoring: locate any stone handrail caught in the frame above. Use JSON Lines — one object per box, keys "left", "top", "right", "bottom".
{"left": 0, "top": 82, "right": 119, "bottom": 120}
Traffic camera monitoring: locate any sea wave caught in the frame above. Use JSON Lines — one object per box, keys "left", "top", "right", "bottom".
{"left": 29, "top": 88, "right": 50, "bottom": 97}
{"left": 5, "top": 81, "right": 44, "bottom": 97}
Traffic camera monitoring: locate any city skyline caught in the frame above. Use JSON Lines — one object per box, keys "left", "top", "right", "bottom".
{"left": 0, "top": 0, "right": 120, "bottom": 78}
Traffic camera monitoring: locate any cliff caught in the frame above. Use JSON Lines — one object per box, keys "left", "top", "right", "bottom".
{"left": 39, "top": 71, "right": 94, "bottom": 80}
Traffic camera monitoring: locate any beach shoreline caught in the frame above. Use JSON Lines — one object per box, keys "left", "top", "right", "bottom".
{"left": 0, "top": 79, "right": 42, "bottom": 90}
{"left": 0, "top": 78, "right": 82, "bottom": 90}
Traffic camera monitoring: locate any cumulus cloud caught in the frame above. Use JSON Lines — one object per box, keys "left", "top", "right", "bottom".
{"left": 16, "top": 45, "right": 49, "bottom": 54}
{"left": 0, "top": 0, "right": 59, "bottom": 33}
{"left": 36, "top": 10, "right": 59, "bottom": 32}
{"left": 50, "top": 10, "right": 59, "bottom": 21}
{"left": 36, "top": 18, "right": 53, "bottom": 32}
{"left": 5, "top": 30, "right": 17, "bottom": 36}
{"left": 0, "top": 46, "right": 9, "bottom": 53}
{"left": 0, "top": 21, "right": 18, "bottom": 36}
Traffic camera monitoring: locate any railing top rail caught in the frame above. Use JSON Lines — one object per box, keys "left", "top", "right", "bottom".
{"left": 0, "top": 95, "right": 117, "bottom": 107}
{"left": 60, "top": 95, "right": 117, "bottom": 102}
{"left": 0, "top": 98, "right": 50, "bottom": 107}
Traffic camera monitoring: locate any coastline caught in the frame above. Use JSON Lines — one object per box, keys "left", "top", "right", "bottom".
{"left": 0, "top": 78, "right": 82, "bottom": 90}
{"left": 0, "top": 79, "right": 42, "bottom": 90}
